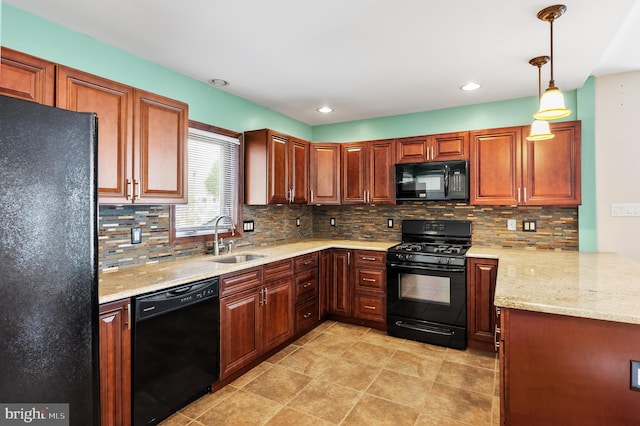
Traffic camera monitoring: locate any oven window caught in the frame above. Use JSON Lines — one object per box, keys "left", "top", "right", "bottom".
{"left": 399, "top": 273, "right": 450, "bottom": 305}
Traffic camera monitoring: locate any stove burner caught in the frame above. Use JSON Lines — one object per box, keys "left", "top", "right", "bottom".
{"left": 433, "top": 245, "right": 463, "bottom": 254}
{"left": 392, "top": 242, "right": 466, "bottom": 255}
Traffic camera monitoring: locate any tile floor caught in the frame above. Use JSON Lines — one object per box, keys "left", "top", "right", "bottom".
{"left": 160, "top": 321, "right": 500, "bottom": 426}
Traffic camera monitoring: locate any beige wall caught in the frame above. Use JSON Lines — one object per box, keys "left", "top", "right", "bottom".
{"left": 595, "top": 71, "right": 640, "bottom": 262}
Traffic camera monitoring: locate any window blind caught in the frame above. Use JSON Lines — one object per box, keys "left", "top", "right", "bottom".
{"left": 174, "top": 128, "right": 239, "bottom": 237}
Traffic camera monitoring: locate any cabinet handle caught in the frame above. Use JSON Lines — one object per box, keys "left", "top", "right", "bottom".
{"left": 264, "top": 287, "right": 268, "bottom": 305}
{"left": 361, "top": 256, "right": 377, "bottom": 261}
{"left": 303, "top": 282, "right": 312, "bottom": 288}
{"left": 303, "top": 312, "right": 312, "bottom": 319}
{"left": 524, "top": 187, "right": 527, "bottom": 203}
{"left": 362, "top": 277, "right": 376, "bottom": 282}
{"left": 517, "top": 187, "right": 521, "bottom": 204}
{"left": 126, "top": 179, "right": 132, "bottom": 200}
{"left": 310, "top": 190, "right": 314, "bottom": 203}
{"left": 303, "top": 260, "right": 312, "bottom": 265}
{"left": 363, "top": 305, "right": 377, "bottom": 310}
{"left": 494, "top": 324, "right": 501, "bottom": 350}
{"left": 134, "top": 179, "right": 140, "bottom": 200}
{"left": 126, "top": 303, "right": 131, "bottom": 330}
{"left": 347, "top": 251, "right": 351, "bottom": 265}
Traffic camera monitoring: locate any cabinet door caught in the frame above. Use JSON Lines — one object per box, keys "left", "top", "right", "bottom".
{"left": 134, "top": 90, "right": 188, "bottom": 204}
{"left": 99, "top": 300, "right": 131, "bottom": 426}
{"left": 330, "top": 249, "right": 352, "bottom": 316}
{"left": 523, "top": 121, "right": 581, "bottom": 206}
{"left": 470, "top": 127, "right": 522, "bottom": 205}
{"left": 289, "top": 138, "right": 309, "bottom": 204}
{"left": 396, "top": 136, "right": 428, "bottom": 163}
{"left": 341, "top": 142, "right": 367, "bottom": 204}
{"left": 268, "top": 133, "right": 289, "bottom": 204}
{"left": 0, "top": 47, "right": 55, "bottom": 106}
{"left": 431, "top": 131, "right": 469, "bottom": 161}
{"left": 319, "top": 250, "right": 331, "bottom": 319}
{"left": 56, "top": 66, "right": 134, "bottom": 203}
{"left": 220, "top": 289, "right": 261, "bottom": 378}
{"left": 309, "top": 143, "right": 341, "bottom": 205}
{"left": 467, "top": 257, "right": 498, "bottom": 352}
{"left": 368, "top": 140, "right": 395, "bottom": 204}
{"left": 261, "top": 277, "right": 294, "bottom": 351}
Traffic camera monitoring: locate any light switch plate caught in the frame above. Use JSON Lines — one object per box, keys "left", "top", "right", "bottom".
{"left": 131, "top": 227, "right": 142, "bottom": 244}
{"left": 243, "top": 220, "right": 255, "bottom": 232}
{"left": 507, "top": 219, "right": 517, "bottom": 231}
{"left": 631, "top": 360, "right": 640, "bottom": 391}
{"left": 330, "top": 218, "right": 336, "bottom": 226}
{"left": 387, "top": 218, "right": 394, "bottom": 228}
{"left": 611, "top": 203, "right": 640, "bottom": 217}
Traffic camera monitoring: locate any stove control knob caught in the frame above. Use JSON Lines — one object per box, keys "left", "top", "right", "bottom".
{"left": 439, "top": 257, "right": 449, "bottom": 265}
{"left": 406, "top": 254, "right": 413, "bottom": 261}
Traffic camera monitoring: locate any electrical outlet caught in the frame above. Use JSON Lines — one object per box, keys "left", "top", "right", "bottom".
{"left": 243, "top": 220, "right": 255, "bottom": 232}
{"left": 330, "top": 218, "right": 336, "bottom": 226}
{"left": 387, "top": 218, "right": 394, "bottom": 228}
{"left": 523, "top": 219, "right": 537, "bottom": 232}
{"left": 507, "top": 219, "right": 517, "bottom": 231}
{"left": 131, "top": 227, "right": 142, "bottom": 244}
{"left": 296, "top": 217, "right": 300, "bottom": 227}
{"left": 631, "top": 360, "right": 640, "bottom": 391}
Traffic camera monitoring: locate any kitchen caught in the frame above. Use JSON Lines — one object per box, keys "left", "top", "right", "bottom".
{"left": 2, "top": 1, "right": 640, "bottom": 425}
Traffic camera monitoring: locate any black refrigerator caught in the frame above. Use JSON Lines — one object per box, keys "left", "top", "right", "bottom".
{"left": 0, "top": 95, "right": 100, "bottom": 425}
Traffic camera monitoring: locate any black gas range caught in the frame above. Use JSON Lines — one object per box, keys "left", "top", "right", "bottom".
{"left": 387, "top": 219, "right": 472, "bottom": 349}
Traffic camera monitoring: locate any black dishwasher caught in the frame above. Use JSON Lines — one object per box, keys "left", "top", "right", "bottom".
{"left": 133, "top": 277, "right": 219, "bottom": 426}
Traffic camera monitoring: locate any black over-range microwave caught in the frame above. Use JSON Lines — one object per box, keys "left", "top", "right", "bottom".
{"left": 395, "top": 160, "right": 469, "bottom": 201}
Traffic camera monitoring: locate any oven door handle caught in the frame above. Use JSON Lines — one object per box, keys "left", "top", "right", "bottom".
{"left": 395, "top": 320, "right": 455, "bottom": 336}
{"left": 388, "top": 263, "right": 465, "bottom": 273}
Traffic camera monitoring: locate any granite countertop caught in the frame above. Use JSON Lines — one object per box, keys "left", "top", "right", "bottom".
{"left": 468, "top": 247, "right": 640, "bottom": 325}
{"left": 99, "top": 239, "right": 397, "bottom": 304}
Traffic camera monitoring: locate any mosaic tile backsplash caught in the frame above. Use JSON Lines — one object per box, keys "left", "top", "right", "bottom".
{"left": 99, "top": 202, "right": 578, "bottom": 271}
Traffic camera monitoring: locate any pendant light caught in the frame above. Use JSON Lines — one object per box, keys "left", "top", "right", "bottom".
{"left": 534, "top": 4, "right": 571, "bottom": 120}
{"left": 527, "top": 56, "right": 554, "bottom": 141}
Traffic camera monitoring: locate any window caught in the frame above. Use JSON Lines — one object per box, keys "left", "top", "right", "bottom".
{"left": 172, "top": 122, "right": 241, "bottom": 242}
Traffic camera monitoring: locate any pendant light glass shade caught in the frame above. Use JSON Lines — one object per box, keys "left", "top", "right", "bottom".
{"left": 534, "top": 86, "right": 571, "bottom": 120}
{"left": 527, "top": 119, "right": 555, "bottom": 141}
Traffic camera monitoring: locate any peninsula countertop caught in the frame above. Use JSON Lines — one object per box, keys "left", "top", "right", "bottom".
{"left": 468, "top": 247, "right": 640, "bottom": 325}
{"left": 99, "top": 239, "right": 397, "bottom": 304}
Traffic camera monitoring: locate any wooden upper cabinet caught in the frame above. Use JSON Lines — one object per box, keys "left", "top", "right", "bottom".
{"left": 289, "top": 137, "right": 309, "bottom": 204}
{"left": 523, "top": 121, "right": 581, "bottom": 206}
{"left": 309, "top": 142, "right": 341, "bottom": 205}
{"left": 470, "top": 122, "right": 581, "bottom": 206}
{"left": 342, "top": 139, "right": 395, "bottom": 205}
{"left": 0, "top": 47, "right": 55, "bottom": 106}
{"left": 57, "top": 66, "right": 188, "bottom": 204}
{"left": 244, "top": 129, "right": 309, "bottom": 205}
{"left": 56, "top": 66, "right": 134, "bottom": 202}
{"left": 134, "top": 90, "right": 188, "bottom": 204}
{"left": 470, "top": 126, "right": 521, "bottom": 205}
{"left": 342, "top": 142, "right": 367, "bottom": 204}
{"left": 396, "top": 131, "right": 469, "bottom": 163}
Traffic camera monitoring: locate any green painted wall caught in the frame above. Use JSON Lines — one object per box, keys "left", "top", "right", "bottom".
{"left": 0, "top": 4, "right": 312, "bottom": 139}
{"left": 2, "top": 4, "right": 596, "bottom": 251}
{"left": 311, "top": 92, "right": 578, "bottom": 142}
{"left": 576, "top": 77, "right": 597, "bottom": 251}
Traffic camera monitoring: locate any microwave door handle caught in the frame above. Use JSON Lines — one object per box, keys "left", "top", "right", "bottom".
{"left": 443, "top": 165, "right": 449, "bottom": 197}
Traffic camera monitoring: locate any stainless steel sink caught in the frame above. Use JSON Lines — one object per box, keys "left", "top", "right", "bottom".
{"left": 209, "top": 254, "right": 266, "bottom": 264}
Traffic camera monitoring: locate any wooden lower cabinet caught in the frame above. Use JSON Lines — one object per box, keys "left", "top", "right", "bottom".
{"left": 99, "top": 299, "right": 131, "bottom": 426}
{"left": 500, "top": 308, "right": 640, "bottom": 425}
{"left": 219, "top": 264, "right": 294, "bottom": 379}
{"left": 319, "top": 250, "right": 331, "bottom": 319}
{"left": 328, "top": 249, "right": 386, "bottom": 328}
{"left": 467, "top": 257, "right": 498, "bottom": 352}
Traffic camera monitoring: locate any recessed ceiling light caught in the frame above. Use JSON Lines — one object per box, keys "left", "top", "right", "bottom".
{"left": 318, "top": 106, "right": 333, "bottom": 113}
{"left": 461, "top": 82, "right": 481, "bottom": 91}
{"left": 209, "top": 78, "right": 229, "bottom": 87}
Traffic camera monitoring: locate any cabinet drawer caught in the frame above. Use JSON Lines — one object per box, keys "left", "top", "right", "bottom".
{"left": 220, "top": 267, "right": 262, "bottom": 297}
{"left": 355, "top": 268, "right": 385, "bottom": 292}
{"left": 353, "top": 293, "right": 386, "bottom": 322}
{"left": 295, "top": 298, "right": 319, "bottom": 333}
{"left": 264, "top": 258, "right": 294, "bottom": 282}
{"left": 354, "top": 250, "right": 386, "bottom": 267}
{"left": 294, "top": 252, "right": 319, "bottom": 272}
{"left": 295, "top": 269, "right": 318, "bottom": 302}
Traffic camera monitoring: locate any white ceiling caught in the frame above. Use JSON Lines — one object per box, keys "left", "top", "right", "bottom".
{"left": 6, "top": 0, "right": 640, "bottom": 126}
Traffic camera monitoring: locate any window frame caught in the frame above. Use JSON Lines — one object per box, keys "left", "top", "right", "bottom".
{"left": 170, "top": 120, "right": 244, "bottom": 245}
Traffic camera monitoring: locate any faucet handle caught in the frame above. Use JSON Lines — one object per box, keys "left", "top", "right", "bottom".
{"left": 226, "top": 240, "right": 235, "bottom": 254}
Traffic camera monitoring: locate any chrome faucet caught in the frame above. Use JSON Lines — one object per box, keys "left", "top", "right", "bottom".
{"left": 213, "top": 215, "right": 235, "bottom": 256}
